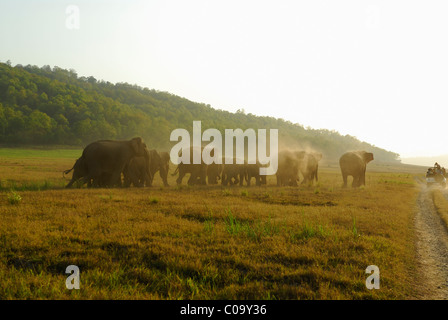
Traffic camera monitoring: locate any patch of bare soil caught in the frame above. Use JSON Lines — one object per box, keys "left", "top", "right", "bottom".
{"left": 413, "top": 181, "right": 448, "bottom": 299}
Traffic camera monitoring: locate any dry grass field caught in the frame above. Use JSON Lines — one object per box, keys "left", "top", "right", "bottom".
{"left": 0, "top": 148, "right": 427, "bottom": 299}
{"left": 432, "top": 189, "right": 448, "bottom": 231}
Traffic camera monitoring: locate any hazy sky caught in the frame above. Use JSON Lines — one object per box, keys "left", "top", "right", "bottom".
{"left": 1, "top": 0, "right": 447, "bottom": 159}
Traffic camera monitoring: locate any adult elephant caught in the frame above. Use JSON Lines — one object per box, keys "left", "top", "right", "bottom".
{"left": 246, "top": 162, "right": 267, "bottom": 186}
{"left": 221, "top": 159, "right": 246, "bottom": 186}
{"left": 172, "top": 147, "right": 207, "bottom": 186}
{"left": 276, "top": 150, "right": 305, "bottom": 186}
{"left": 339, "top": 151, "right": 374, "bottom": 188}
{"left": 65, "top": 137, "right": 149, "bottom": 188}
{"left": 147, "top": 150, "right": 170, "bottom": 187}
{"left": 300, "top": 152, "right": 322, "bottom": 185}
{"left": 207, "top": 162, "right": 223, "bottom": 185}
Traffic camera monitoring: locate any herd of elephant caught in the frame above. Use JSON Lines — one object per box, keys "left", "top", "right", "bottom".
{"left": 63, "top": 137, "right": 374, "bottom": 189}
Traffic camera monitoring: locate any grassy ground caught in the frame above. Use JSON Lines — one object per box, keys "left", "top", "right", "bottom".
{"left": 0, "top": 148, "right": 421, "bottom": 299}
{"left": 431, "top": 189, "right": 448, "bottom": 231}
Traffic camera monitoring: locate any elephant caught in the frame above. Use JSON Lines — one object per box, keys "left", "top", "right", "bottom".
{"left": 276, "top": 150, "right": 306, "bottom": 186}
{"left": 339, "top": 151, "right": 374, "bottom": 188}
{"left": 65, "top": 137, "right": 149, "bottom": 188}
{"left": 221, "top": 159, "right": 246, "bottom": 186}
{"left": 207, "top": 162, "right": 223, "bottom": 185}
{"left": 172, "top": 147, "right": 207, "bottom": 185}
{"left": 299, "top": 152, "right": 322, "bottom": 185}
{"left": 64, "top": 158, "right": 120, "bottom": 188}
{"left": 246, "top": 162, "right": 267, "bottom": 186}
{"left": 123, "top": 148, "right": 152, "bottom": 188}
{"left": 64, "top": 157, "right": 88, "bottom": 188}
{"left": 147, "top": 150, "right": 170, "bottom": 187}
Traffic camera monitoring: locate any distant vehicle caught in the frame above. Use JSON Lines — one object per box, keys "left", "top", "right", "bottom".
{"left": 426, "top": 164, "right": 447, "bottom": 188}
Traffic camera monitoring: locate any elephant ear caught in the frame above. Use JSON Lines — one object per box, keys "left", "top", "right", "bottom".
{"left": 161, "top": 152, "right": 170, "bottom": 164}
{"left": 314, "top": 153, "right": 322, "bottom": 161}
{"left": 295, "top": 151, "right": 306, "bottom": 160}
{"left": 143, "top": 145, "right": 150, "bottom": 159}
{"left": 131, "top": 137, "right": 144, "bottom": 155}
{"left": 364, "top": 152, "right": 374, "bottom": 163}
{"left": 150, "top": 150, "right": 161, "bottom": 163}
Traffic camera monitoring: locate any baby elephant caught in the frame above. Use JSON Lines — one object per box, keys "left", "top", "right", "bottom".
{"left": 123, "top": 156, "right": 152, "bottom": 187}
{"left": 246, "top": 162, "right": 267, "bottom": 186}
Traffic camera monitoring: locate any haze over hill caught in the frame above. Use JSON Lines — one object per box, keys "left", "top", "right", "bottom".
{"left": 0, "top": 62, "right": 399, "bottom": 163}
{"left": 401, "top": 154, "right": 448, "bottom": 167}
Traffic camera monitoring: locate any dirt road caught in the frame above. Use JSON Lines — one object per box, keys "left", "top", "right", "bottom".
{"left": 414, "top": 179, "right": 448, "bottom": 299}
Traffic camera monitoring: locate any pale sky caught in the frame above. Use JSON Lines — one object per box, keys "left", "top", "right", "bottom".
{"left": 1, "top": 0, "right": 447, "bottom": 160}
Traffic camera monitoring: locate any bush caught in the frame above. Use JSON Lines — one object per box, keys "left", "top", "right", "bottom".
{"left": 7, "top": 191, "right": 22, "bottom": 205}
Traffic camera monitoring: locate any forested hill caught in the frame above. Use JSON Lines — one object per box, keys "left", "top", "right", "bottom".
{"left": 0, "top": 62, "right": 399, "bottom": 162}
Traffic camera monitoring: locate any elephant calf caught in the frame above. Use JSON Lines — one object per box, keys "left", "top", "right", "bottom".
{"left": 221, "top": 160, "right": 246, "bottom": 186}
{"left": 300, "top": 152, "right": 322, "bottom": 185}
{"left": 207, "top": 162, "right": 223, "bottom": 185}
{"left": 172, "top": 147, "right": 207, "bottom": 186}
{"left": 148, "top": 150, "right": 170, "bottom": 187}
{"left": 276, "top": 150, "right": 304, "bottom": 186}
{"left": 246, "top": 162, "right": 267, "bottom": 186}
{"left": 123, "top": 156, "right": 151, "bottom": 187}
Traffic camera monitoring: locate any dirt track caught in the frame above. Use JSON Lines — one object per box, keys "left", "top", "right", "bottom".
{"left": 413, "top": 179, "right": 448, "bottom": 299}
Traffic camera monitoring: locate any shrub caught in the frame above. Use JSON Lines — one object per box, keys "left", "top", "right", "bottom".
{"left": 7, "top": 191, "right": 22, "bottom": 205}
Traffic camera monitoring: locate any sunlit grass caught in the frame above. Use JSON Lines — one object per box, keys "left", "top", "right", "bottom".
{"left": 0, "top": 148, "right": 420, "bottom": 299}
{"left": 431, "top": 189, "right": 448, "bottom": 230}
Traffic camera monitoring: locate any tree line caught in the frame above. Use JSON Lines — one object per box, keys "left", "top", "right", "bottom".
{"left": 0, "top": 62, "right": 399, "bottom": 163}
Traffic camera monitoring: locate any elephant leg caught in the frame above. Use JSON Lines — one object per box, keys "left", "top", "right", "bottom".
{"left": 342, "top": 172, "right": 348, "bottom": 188}
{"left": 123, "top": 179, "right": 131, "bottom": 188}
{"left": 187, "top": 173, "right": 197, "bottom": 185}
{"left": 177, "top": 170, "right": 185, "bottom": 185}
{"left": 281, "top": 175, "right": 286, "bottom": 186}
{"left": 81, "top": 175, "right": 98, "bottom": 188}
{"left": 291, "top": 176, "right": 298, "bottom": 186}
{"left": 66, "top": 178, "right": 77, "bottom": 188}
{"left": 148, "top": 172, "right": 154, "bottom": 186}
{"left": 130, "top": 175, "right": 139, "bottom": 187}
{"left": 160, "top": 167, "right": 170, "bottom": 187}
{"left": 352, "top": 175, "right": 360, "bottom": 188}
{"left": 200, "top": 172, "right": 207, "bottom": 185}
{"left": 304, "top": 173, "right": 312, "bottom": 186}
{"left": 136, "top": 179, "right": 144, "bottom": 187}
{"left": 360, "top": 170, "right": 366, "bottom": 186}
{"left": 109, "top": 172, "right": 122, "bottom": 188}
{"left": 301, "top": 176, "right": 308, "bottom": 185}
